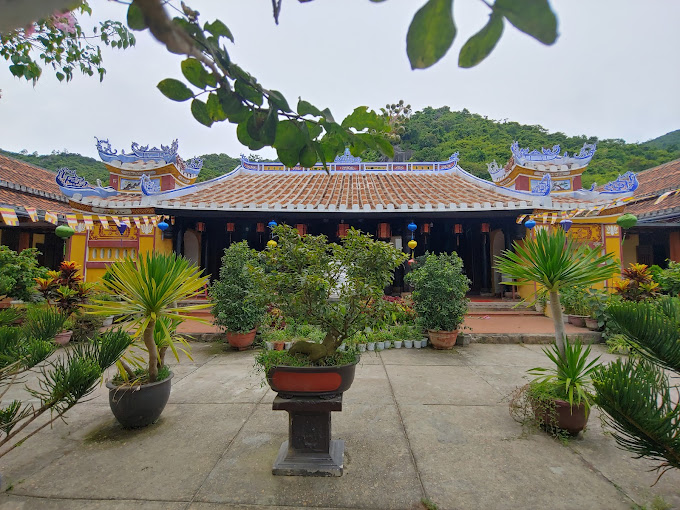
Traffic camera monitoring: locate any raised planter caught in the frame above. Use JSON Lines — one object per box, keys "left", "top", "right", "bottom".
{"left": 534, "top": 399, "right": 589, "bottom": 436}
{"left": 106, "top": 372, "right": 174, "bottom": 428}
{"left": 226, "top": 329, "right": 257, "bottom": 350}
{"left": 428, "top": 329, "right": 459, "bottom": 350}
{"left": 266, "top": 359, "right": 359, "bottom": 397}
{"left": 54, "top": 330, "right": 73, "bottom": 346}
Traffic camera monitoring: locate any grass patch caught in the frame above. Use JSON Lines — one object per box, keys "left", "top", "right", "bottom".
{"left": 254, "top": 349, "right": 359, "bottom": 375}
{"left": 110, "top": 365, "right": 171, "bottom": 386}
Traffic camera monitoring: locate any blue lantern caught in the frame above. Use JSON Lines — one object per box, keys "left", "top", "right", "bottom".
{"left": 157, "top": 220, "right": 169, "bottom": 232}
{"left": 117, "top": 222, "right": 128, "bottom": 235}
{"left": 525, "top": 219, "right": 536, "bottom": 230}
{"left": 559, "top": 218, "right": 573, "bottom": 232}
{"left": 268, "top": 221, "right": 278, "bottom": 228}
{"left": 407, "top": 222, "right": 417, "bottom": 232}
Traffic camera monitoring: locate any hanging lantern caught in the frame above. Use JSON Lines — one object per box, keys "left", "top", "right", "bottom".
{"left": 268, "top": 220, "right": 278, "bottom": 228}
{"left": 407, "top": 222, "right": 417, "bottom": 232}
{"left": 337, "top": 223, "right": 350, "bottom": 238}
{"left": 559, "top": 218, "right": 573, "bottom": 232}
{"left": 481, "top": 223, "right": 490, "bottom": 233}
{"left": 408, "top": 239, "right": 417, "bottom": 250}
{"left": 525, "top": 219, "right": 536, "bottom": 230}
{"left": 55, "top": 225, "right": 75, "bottom": 239}
{"left": 117, "top": 222, "right": 128, "bottom": 235}
{"left": 378, "top": 222, "right": 391, "bottom": 239}
{"left": 196, "top": 222, "right": 205, "bottom": 232}
{"left": 157, "top": 220, "right": 169, "bottom": 232}
{"left": 226, "top": 222, "right": 235, "bottom": 232}
{"left": 616, "top": 214, "right": 638, "bottom": 230}
{"left": 421, "top": 223, "right": 431, "bottom": 234}
{"left": 267, "top": 239, "right": 277, "bottom": 249}
{"left": 256, "top": 222, "right": 265, "bottom": 233}
{"left": 454, "top": 224, "right": 463, "bottom": 234}
{"left": 296, "top": 224, "right": 307, "bottom": 236}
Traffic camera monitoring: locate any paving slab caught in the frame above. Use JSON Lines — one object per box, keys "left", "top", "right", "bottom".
{"left": 171, "top": 362, "right": 268, "bottom": 404}
{"left": 0, "top": 495, "right": 187, "bottom": 510}
{"left": 380, "top": 347, "right": 467, "bottom": 366}
{"left": 194, "top": 403, "right": 422, "bottom": 509}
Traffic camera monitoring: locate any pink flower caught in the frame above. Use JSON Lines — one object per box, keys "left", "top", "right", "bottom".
{"left": 51, "top": 11, "right": 77, "bottom": 35}
{"left": 23, "top": 24, "right": 36, "bottom": 37}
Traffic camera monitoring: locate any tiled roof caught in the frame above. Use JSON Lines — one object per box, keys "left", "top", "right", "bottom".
{"left": 624, "top": 159, "right": 680, "bottom": 218}
{"left": 0, "top": 154, "right": 61, "bottom": 195}
{"left": 0, "top": 188, "right": 72, "bottom": 214}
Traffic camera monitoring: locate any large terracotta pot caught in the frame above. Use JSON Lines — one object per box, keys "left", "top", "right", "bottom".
{"left": 585, "top": 317, "right": 600, "bottom": 331}
{"left": 106, "top": 372, "right": 173, "bottom": 428}
{"left": 226, "top": 329, "right": 256, "bottom": 350}
{"left": 428, "top": 329, "right": 459, "bottom": 350}
{"left": 568, "top": 315, "right": 587, "bottom": 328}
{"left": 266, "top": 359, "right": 359, "bottom": 397}
{"left": 535, "top": 399, "right": 588, "bottom": 436}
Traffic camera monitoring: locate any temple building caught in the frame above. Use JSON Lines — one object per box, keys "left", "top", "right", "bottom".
{"left": 57, "top": 139, "right": 639, "bottom": 296}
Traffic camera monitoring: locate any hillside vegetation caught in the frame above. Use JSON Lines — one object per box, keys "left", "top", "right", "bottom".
{"left": 2, "top": 108, "right": 678, "bottom": 190}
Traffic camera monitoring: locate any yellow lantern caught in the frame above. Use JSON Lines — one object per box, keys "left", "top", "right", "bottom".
{"left": 267, "top": 239, "right": 278, "bottom": 249}
{"left": 408, "top": 239, "right": 417, "bottom": 250}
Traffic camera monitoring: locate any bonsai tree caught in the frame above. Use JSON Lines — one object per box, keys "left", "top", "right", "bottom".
{"left": 261, "top": 224, "right": 406, "bottom": 362}
{"left": 86, "top": 252, "right": 210, "bottom": 382}
{"left": 495, "top": 227, "right": 617, "bottom": 356}
{"left": 404, "top": 252, "right": 470, "bottom": 332}
{"left": 593, "top": 296, "right": 680, "bottom": 481}
{"left": 0, "top": 246, "right": 47, "bottom": 302}
{"left": 210, "top": 241, "right": 267, "bottom": 334}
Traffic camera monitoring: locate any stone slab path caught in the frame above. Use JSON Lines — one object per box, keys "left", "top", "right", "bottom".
{"left": 0, "top": 343, "right": 678, "bottom": 510}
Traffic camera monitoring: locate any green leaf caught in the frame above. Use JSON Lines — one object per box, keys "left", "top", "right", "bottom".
{"left": 237, "top": 120, "right": 266, "bottom": 150}
{"left": 406, "top": 0, "right": 456, "bottom": 69}
{"left": 321, "top": 108, "right": 335, "bottom": 123}
{"left": 181, "top": 58, "right": 207, "bottom": 89}
{"left": 274, "top": 120, "right": 306, "bottom": 151}
{"left": 157, "top": 78, "right": 193, "bottom": 102}
{"left": 341, "top": 106, "right": 385, "bottom": 131}
{"left": 56, "top": 72, "right": 65, "bottom": 82}
{"left": 268, "top": 90, "right": 292, "bottom": 112}
{"left": 276, "top": 147, "right": 300, "bottom": 168}
{"left": 297, "top": 99, "right": 322, "bottom": 117}
{"left": 204, "top": 20, "right": 234, "bottom": 43}
{"left": 9, "top": 64, "right": 24, "bottom": 78}
{"left": 305, "top": 121, "right": 322, "bottom": 139}
{"left": 246, "top": 111, "right": 267, "bottom": 141}
{"left": 262, "top": 108, "right": 279, "bottom": 145}
{"left": 127, "top": 3, "right": 147, "bottom": 31}
{"left": 458, "top": 13, "right": 504, "bottom": 68}
{"left": 373, "top": 134, "right": 395, "bottom": 158}
{"left": 191, "top": 98, "right": 213, "bottom": 127}
{"left": 494, "top": 0, "right": 557, "bottom": 45}
{"left": 299, "top": 145, "right": 317, "bottom": 168}
{"left": 206, "top": 93, "right": 227, "bottom": 122}
{"left": 235, "top": 79, "right": 263, "bottom": 106}
{"left": 217, "top": 86, "right": 249, "bottom": 123}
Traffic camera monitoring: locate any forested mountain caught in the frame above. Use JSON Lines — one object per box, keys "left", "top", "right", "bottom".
{"left": 645, "top": 129, "right": 680, "bottom": 151}
{"left": 2, "top": 108, "right": 678, "bottom": 190}
{"left": 397, "top": 107, "right": 680, "bottom": 188}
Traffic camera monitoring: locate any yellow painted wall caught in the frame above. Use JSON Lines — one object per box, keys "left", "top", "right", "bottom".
{"left": 68, "top": 232, "right": 88, "bottom": 278}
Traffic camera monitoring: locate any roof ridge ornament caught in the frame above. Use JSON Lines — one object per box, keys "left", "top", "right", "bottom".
{"left": 334, "top": 148, "right": 362, "bottom": 164}
{"left": 601, "top": 171, "right": 638, "bottom": 194}
{"left": 55, "top": 167, "right": 117, "bottom": 198}
{"left": 531, "top": 173, "right": 552, "bottom": 195}
{"left": 95, "top": 137, "right": 180, "bottom": 164}
{"left": 511, "top": 141, "right": 597, "bottom": 167}
{"left": 487, "top": 160, "right": 506, "bottom": 183}
{"left": 140, "top": 174, "right": 161, "bottom": 196}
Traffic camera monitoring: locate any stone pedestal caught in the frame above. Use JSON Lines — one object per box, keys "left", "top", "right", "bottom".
{"left": 272, "top": 395, "right": 344, "bottom": 477}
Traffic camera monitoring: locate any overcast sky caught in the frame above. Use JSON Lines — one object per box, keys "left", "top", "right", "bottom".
{"left": 0, "top": 0, "right": 678, "bottom": 162}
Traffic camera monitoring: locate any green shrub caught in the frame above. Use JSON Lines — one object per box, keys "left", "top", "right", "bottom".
{"left": 657, "top": 260, "right": 680, "bottom": 296}
{"left": 0, "top": 247, "right": 47, "bottom": 302}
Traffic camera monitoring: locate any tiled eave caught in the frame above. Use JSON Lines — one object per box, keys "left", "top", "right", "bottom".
{"left": 0, "top": 178, "right": 68, "bottom": 203}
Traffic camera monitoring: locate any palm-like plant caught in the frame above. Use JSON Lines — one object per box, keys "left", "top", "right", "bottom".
{"left": 85, "top": 252, "right": 210, "bottom": 382}
{"left": 495, "top": 227, "right": 617, "bottom": 356}
{"left": 593, "top": 296, "right": 680, "bottom": 481}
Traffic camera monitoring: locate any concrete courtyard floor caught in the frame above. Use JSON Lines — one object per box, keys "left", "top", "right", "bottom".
{"left": 0, "top": 342, "right": 678, "bottom": 510}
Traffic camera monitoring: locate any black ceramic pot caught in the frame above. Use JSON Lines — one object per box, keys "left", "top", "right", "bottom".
{"left": 106, "top": 372, "right": 173, "bottom": 428}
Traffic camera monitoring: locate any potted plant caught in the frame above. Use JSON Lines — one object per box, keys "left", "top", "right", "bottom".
{"left": 86, "top": 252, "right": 210, "bottom": 428}
{"left": 525, "top": 338, "right": 600, "bottom": 436}
{"left": 405, "top": 253, "right": 470, "bottom": 349}
{"left": 254, "top": 225, "right": 406, "bottom": 396}
{"left": 210, "top": 241, "right": 267, "bottom": 350}
{"left": 560, "top": 286, "right": 590, "bottom": 327}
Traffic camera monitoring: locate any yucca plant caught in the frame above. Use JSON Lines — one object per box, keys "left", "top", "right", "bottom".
{"left": 495, "top": 227, "right": 617, "bottom": 356}
{"left": 593, "top": 296, "right": 680, "bottom": 481}
{"left": 85, "top": 252, "right": 210, "bottom": 383}
{"left": 529, "top": 339, "right": 600, "bottom": 412}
